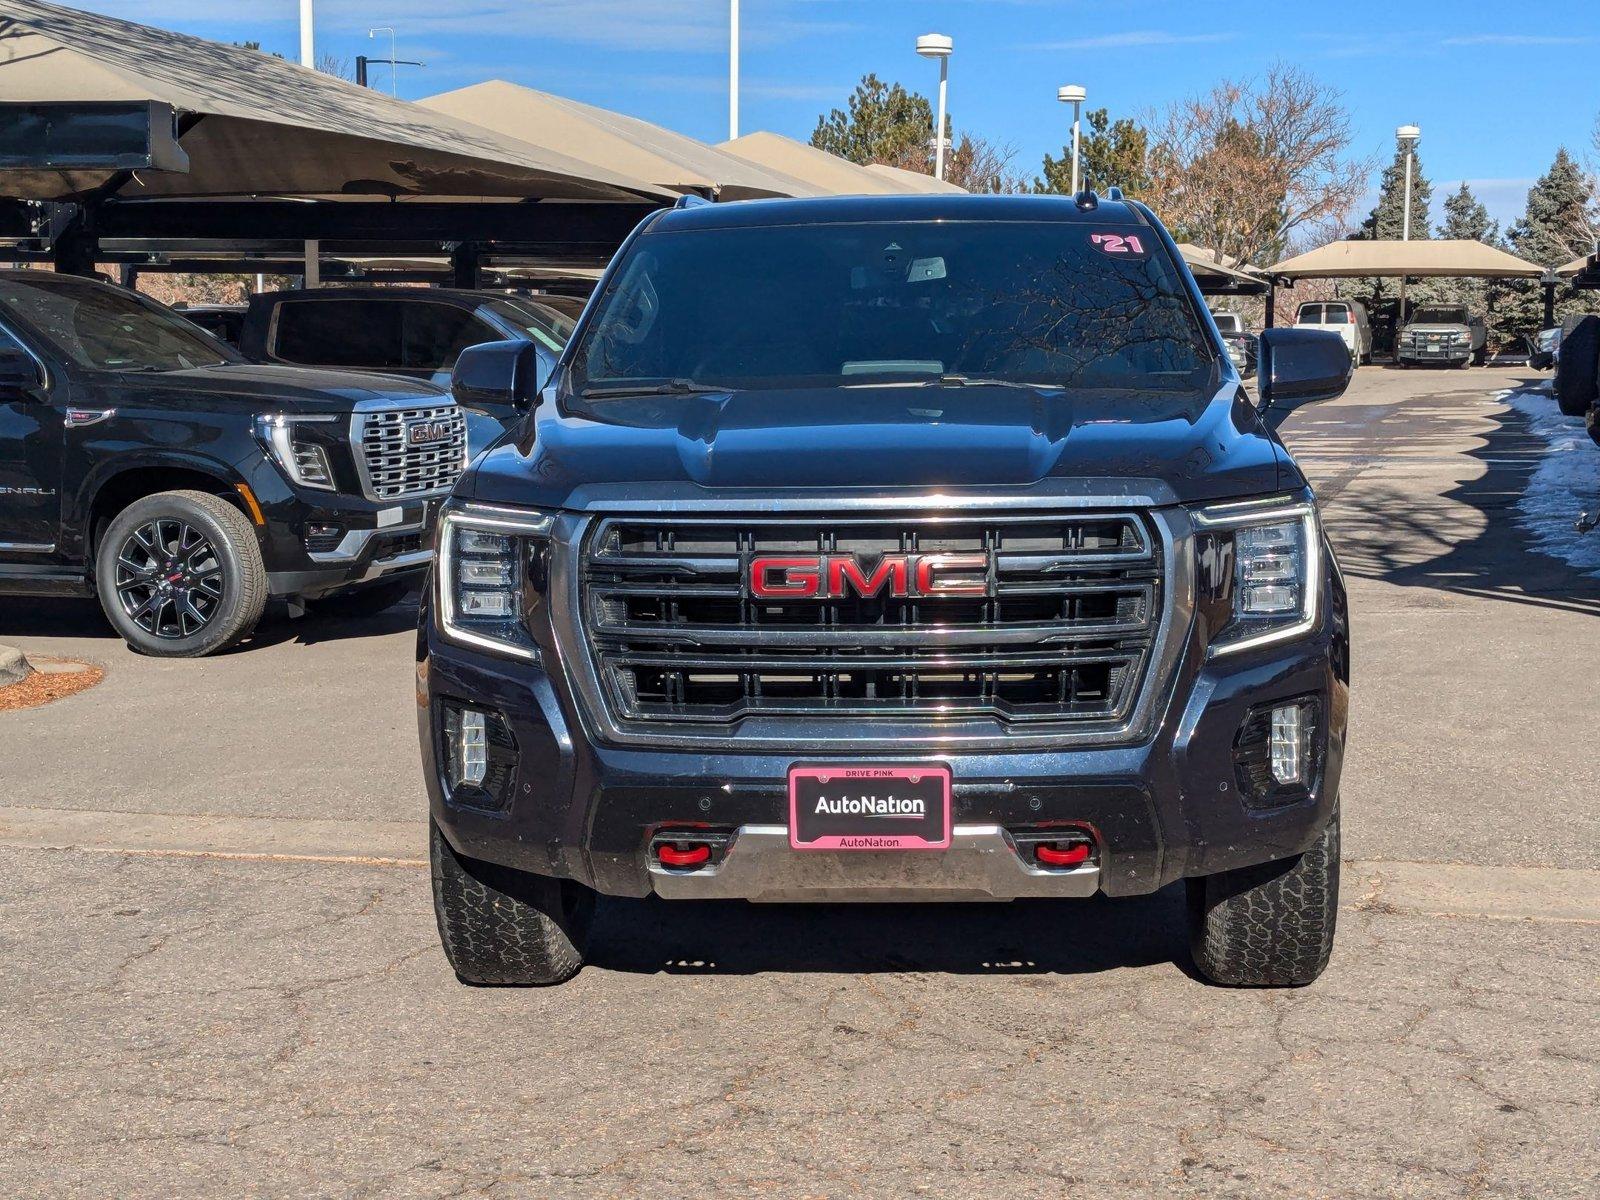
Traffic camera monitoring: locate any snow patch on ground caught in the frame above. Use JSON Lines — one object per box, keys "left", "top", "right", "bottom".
{"left": 1502, "top": 385, "right": 1600, "bottom": 578}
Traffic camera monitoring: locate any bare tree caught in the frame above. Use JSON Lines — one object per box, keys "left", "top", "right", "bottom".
{"left": 942, "top": 134, "right": 1028, "bottom": 195}
{"left": 1145, "top": 64, "right": 1368, "bottom": 268}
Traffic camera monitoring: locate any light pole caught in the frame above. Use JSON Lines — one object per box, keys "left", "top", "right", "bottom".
{"left": 729, "top": 0, "right": 740, "bottom": 140}
{"left": 916, "top": 34, "right": 953, "bottom": 180}
{"left": 1058, "top": 85, "right": 1087, "bottom": 194}
{"left": 299, "top": 0, "right": 317, "bottom": 288}
{"left": 370, "top": 27, "right": 397, "bottom": 95}
{"left": 1395, "top": 124, "right": 1421, "bottom": 345}
{"left": 299, "top": 0, "right": 314, "bottom": 68}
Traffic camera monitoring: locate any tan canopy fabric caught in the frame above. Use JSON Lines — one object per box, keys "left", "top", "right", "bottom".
{"left": 864, "top": 163, "right": 967, "bottom": 195}
{"left": 418, "top": 81, "right": 820, "bottom": 201}
{"left": 717, "top": 133, "right": 909, "bottom": 196}
{"left": 1177, "top": 243, "right": 1269, "bottom": 288}
{"left": 0, "top": 0, "right": 672, "bottom": 203}
{"left": 1556, "top": 253, "right": 1596, "bottom": 277}
{"left": 1270, "top": 239, "right": 1544, "bottom": 279}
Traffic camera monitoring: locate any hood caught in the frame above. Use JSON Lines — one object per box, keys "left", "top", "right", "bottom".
{"left": 96, "top": 363, "right": 449, "bottom": 414}
{"left": 464, "top": 383, "right": 1290, "bottom": 510}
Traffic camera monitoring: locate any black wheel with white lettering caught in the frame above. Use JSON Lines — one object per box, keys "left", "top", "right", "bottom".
{"left": 95, "top": 490, "right": 266, "bottom": 658}
{"left": 431, "top": 820, "right": 595, "bottom": 986}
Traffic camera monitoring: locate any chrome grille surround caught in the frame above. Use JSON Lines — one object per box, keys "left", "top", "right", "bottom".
{"left": 351, "top": 403, "right": 466, "bottom": 502}
{"left": 564, "top": 508, "right": 1183, "bottom": 751}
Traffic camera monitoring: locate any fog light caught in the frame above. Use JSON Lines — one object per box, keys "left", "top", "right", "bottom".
{"left": 1270, "top": 704, "right": 1308, "bottom": 785}
{"left": 443, "top": 707, "right": 490, "bottom": 788}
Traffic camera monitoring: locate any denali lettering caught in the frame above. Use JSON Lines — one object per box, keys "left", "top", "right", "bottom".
{"left": 749, "top": 553, "right": 989, "bottom": 599}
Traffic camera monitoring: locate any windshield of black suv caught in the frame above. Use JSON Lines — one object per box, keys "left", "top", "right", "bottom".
{"left": 1411, "top": 307, "right": 1470, "bottom": 325}
{"left": 482, "top": 296, "right": 575, "bottom": 354}
{"left": 571, "top": 220, "right": 1212, "bottom": 398}
{"left": 0, "top": 274, "right": 238, "bottom": 372}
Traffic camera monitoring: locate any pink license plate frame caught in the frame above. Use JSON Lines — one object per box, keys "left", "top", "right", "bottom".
{"left": 787, "top": 764, "right": 952, "bottom": 851}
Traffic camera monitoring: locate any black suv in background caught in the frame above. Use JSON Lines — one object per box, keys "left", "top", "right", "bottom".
{"left": 0, "top": 272, "right": 471, "bottom": 656}
{"left": 419, "top": 194, "right": 1354, "bottom": 989}
{"left": 240, "top": 287, "right": 568, "bottom": 423}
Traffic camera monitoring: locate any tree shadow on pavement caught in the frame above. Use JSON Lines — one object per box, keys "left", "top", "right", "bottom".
{"left": 1308, "top": 379, "right": 1600, "bottom": 618}
{"left": 587, "top": 886, "right": 1191, "bottom": 977}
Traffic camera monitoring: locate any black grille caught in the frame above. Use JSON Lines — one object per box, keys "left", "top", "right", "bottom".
{"left": 579, "top": 513, "right": 1163, "bottom": 732}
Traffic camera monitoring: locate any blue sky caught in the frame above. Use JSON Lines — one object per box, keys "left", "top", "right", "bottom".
{"left": 88, "top": 1, "right": 1600, "bottom": 230}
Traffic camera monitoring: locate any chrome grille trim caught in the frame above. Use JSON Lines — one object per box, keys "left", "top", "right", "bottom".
{"left": 570, "top": 511, "right": 1172, "bottom": 744}
{"left": 351, "top": 404, "right": 466, "bottom": 502}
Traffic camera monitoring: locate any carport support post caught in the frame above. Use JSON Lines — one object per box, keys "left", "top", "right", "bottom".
{"left": 303, "top": 240, "right": 320, "bottom": 289}
{"left": 450, "top": 242, "right": 481, "bottom": 290}
{"left": 1542, "top": 276, "right": 1557, "bottom": 328}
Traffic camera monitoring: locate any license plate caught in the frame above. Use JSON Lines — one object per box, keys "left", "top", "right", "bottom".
{"left": 788, "top": 764, "right": 951, "bottom": 851}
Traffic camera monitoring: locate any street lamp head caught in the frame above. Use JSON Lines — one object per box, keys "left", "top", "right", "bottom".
{"left": 1057, "top": 85, "right": 1087, "bottom": 104}
{"left": 1396, "top": 124, "right": 1421, "bottom": 143}
{"left": 916, "top": 33, "right": 953, "bottom": 59}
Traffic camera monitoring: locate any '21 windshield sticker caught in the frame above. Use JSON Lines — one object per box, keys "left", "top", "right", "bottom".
{"left": 1091, "top": 233, "right": 1148, "bottom": 256}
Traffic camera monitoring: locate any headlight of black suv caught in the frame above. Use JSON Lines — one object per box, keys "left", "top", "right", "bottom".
{"left": 254, "top": 413, "right": 339, "bottom": 491}
{"left": 436, "top": 503, "right": 554, "bottom": 661}
{"left": 1193, "top": 495, "right": 1321, "bottom": 657}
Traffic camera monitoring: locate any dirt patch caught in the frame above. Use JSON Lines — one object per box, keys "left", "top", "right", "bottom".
{"left": 0, "top": 660, "right": 104, "bottom": 712}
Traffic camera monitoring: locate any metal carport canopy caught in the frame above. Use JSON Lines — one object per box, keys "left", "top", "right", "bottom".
{"left": 417, "top": 81, "right": 821, "bottom": 201}
{"left": 0, "top": 0, "right": 672, "bottom": 204}
{"left": 1177, "top": 243, "right": 1270, "bottom": 293}
{"left": 1269, "top": 239, "right": 1544, "bottom": 279}
{"left": 717, "top": 132, "right": 923, "bottom": 196}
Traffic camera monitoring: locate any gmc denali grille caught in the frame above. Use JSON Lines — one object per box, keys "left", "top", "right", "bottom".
{"left": 578, "top": 513, "right": 1163, "bottom": 732}
{"left": 353, "top": 405, "right": 466, "bottom": 501}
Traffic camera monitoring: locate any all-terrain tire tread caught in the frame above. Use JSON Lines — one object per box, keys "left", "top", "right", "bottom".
{"left": 1554, "top": 315, "right": 1600, "bottom": 415}
{"left": 430, "top": 820, "right": 592, "bottom": 986}
{"left": 1188, "top": 810, "right": 1339, "bottom": 987}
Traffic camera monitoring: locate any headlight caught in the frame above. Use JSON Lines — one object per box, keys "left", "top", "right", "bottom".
{"left": 1193, "top": 497, "right": 1320, "bottom": 656}
{"left": 254, "top": 413, "right": 337, "bottom": 491}
{"left": 437, "top": 504, "right": 554, "bottom": 661}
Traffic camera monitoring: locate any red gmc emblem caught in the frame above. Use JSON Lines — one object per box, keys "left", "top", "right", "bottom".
{"left": 748, "top": 553, "right": 991, "bottom": 600}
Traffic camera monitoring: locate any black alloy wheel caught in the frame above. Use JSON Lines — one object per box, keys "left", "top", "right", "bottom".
{"left": 114, "top": 517, "right": 225, "bottom": 639}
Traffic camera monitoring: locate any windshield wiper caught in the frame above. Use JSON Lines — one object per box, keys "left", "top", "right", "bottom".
{"left": 578, "top": 378, "right": 727, "bottom": 399}
{"left": 930, "top": 374, "right": 1063, "bottom": 391}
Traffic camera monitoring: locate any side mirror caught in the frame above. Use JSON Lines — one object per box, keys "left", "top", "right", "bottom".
{"left": 0, "top": 345, "right": 43, "bottom": 400}
{"left": 451, "top": 340, "right": 543, "bottom": 415}
{"left": 1256, "top": 328, "right": 1352, "bottom": 410}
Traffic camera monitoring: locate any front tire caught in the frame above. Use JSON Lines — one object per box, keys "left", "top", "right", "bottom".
{"left": 1187, "top": 808, "right": 1340, "bottom": 987}
{"left": 95, "top": 489, "right": 266, "bottom": 658}
{"left": 430, "top": 820, "right": 595, "bottom": 986}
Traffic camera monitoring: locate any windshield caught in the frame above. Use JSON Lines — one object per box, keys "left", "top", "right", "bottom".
{"left": 0, "top": 275, "right": 237, "bottom": 372}
{"left": 572, "top": 220, "right": 1211, "bottom": 397}
{"left": 1411, "top": 307, "right": 1469, "bottom": 325}
{"left": 483, "top": 297, "right": 575, "bottom": 354}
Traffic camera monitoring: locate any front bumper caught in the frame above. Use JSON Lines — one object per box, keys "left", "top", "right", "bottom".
{"left": 1399, "top": 344, "right": 1471, "bottom": 365}
{"left": 418, "top": 553, "right": 1350, "bottom": 902}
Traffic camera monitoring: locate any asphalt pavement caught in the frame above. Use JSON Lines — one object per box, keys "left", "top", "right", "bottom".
{"left": 1, "top": 366, "right": 1596, "bottom": 1199}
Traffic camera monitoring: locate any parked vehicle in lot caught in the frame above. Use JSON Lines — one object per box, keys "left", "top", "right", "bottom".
{"left": 1530, "top": 326, "right": 1560, "bottom": 370}
{"left": 419, "top": 194, "right": 1354, "bottom": 989}
{"left": 0, "top": 272, "right": 473, "bottom": 657}
{"left": 1396, "top": 304, "right": 1487, "bottom": 368}
{"left": 1555, "top": 314, "right": 1600, "bottom": 418}
{"left": 173, "top": 302, "right": 247, "bottom": 348}
{"left": 1294, "top": 300, "right": 1371, "bottom": 365}
{"left": 240, "top": 287, "right": 568, "bottom": 422}
{"left": 1210, "top": 310, "right": 1257, "bottom": 377}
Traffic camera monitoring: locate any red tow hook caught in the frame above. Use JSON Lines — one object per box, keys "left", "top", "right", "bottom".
{"left": 656, "top": 842, "right": 712, "bottom": 869}
{"left": 1034, "top": 841, "right": 1092, "bottom": 869}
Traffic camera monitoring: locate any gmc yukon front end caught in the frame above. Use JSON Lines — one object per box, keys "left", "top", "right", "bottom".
{"left": 418, "top": 195, "right": 1353, "bottom": 988}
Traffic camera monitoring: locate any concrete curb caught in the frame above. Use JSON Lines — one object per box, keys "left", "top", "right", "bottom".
{"left": 0, "top": 644, "right": 32, "bottom": 687}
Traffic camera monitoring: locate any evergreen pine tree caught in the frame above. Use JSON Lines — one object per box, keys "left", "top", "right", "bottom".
{"left": 1432, "top": 183, "right": 1499, "bottom": 327}
{"left": 1499, "top": 149, "right": 1600, "bottom": 339}
{"left": 1035, "top": 109, "right": 1152, "bottom": 198}
{"left": 1351, "top": 143, "right": 1434, "bottom": 312}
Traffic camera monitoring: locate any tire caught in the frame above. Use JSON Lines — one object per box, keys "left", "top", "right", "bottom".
{"left": 430, "top": 820, "right": 595, "bottom": 986}
{"left": 1187, "top": 807, "right": 1340, "bottom": 987}
{"left": 304, "top": 579, "right": 413, "bottom": 620}
{"left": 95, "top": 489, "right": 266, "bottom": 658}
{"left": 1554, "top": 315, "right": 1600, "bottom": 416}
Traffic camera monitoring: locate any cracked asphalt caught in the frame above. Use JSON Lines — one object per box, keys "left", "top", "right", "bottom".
{"left": 1, "top": 367, "right": 1597, "bottom": 1198}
